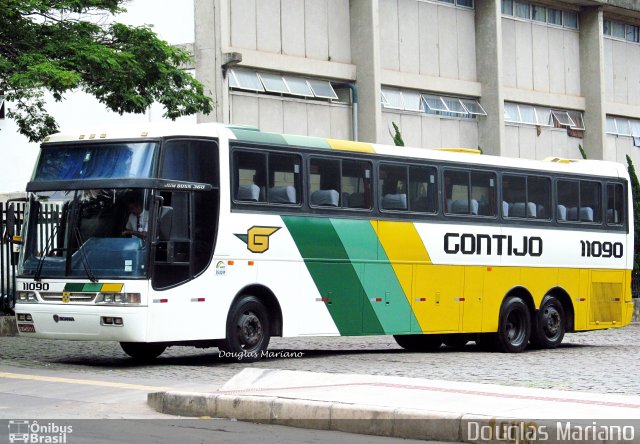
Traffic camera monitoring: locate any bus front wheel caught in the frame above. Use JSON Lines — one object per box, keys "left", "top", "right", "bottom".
{"left": 393, "top": 334, "right": 442, "bottom": 352}
{"left": 530, "top": 295, "right": 565, "bottom": 349}
{"left": 219, "top": 296, "right": 271, "bottom": 361}
{"left": 494, "top": 297, "right": 531, "bottom": 353}
{"left": 120, "top": 342, "right": 167, "bottom": 361}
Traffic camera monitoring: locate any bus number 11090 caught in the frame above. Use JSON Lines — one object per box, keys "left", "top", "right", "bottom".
{"left": 580, "top": 240, "right": 623, "bottom": 258}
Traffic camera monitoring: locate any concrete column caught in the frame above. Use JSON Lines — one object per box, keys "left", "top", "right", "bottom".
{"left": 194, "top": 0, "right": 227, "bottom": 123}
{"left": 350, "top": 0, "right": 382, "bottom": 143}
{"left": 474, "top": 0, "right": 504, "bottom": 156}
{"left": 579, "top": 7, "right": 606, "bottom": 160}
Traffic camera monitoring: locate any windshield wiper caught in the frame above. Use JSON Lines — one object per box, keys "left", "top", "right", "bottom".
{"left": 34, "top": 225, "right": 59, "bottom": 282}
{"left": 74, "top": 227, "right": 98, "bottom": 283}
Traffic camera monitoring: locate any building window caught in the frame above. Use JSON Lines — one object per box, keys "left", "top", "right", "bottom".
{"left": 604, "top": 19, "right": 637, "bottom": 41}
{"left": 381, "top": 87, "right": 486, "bottom": 119}
{"left": 229, "top": 69, "right": 340, "bottom": 102}
{"left": 502, "top": 0, "right": 578, "bottom": 29}
{"left": 505, "top": 102, "right": 583, "bottom": 132}
{"left": 431, "top": 0, "right": 474, "bottom": 8}
{"left": 606, "top": 115, "right": 640, "bottom": 146}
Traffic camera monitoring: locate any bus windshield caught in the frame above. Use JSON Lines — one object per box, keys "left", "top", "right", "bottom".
{"left": 32, "top": 142, "right": 157, "bottom": 181}
{"left": 18, "top": 189, "right": 152, "bottom": 279}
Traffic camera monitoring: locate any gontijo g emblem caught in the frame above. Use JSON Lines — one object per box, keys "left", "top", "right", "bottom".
{"left": 235, "top": 226, "right": 280, "bottom": 253}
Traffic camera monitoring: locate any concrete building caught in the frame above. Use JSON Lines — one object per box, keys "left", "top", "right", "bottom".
{"left": 193, "top": 0, "right": 640, "bottom": 168}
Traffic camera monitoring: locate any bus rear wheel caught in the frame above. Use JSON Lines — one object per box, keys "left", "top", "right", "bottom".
{"left": 493, "top": 297, "right": 531, "bottom": 353}
{"left": 530, "top": 295, "right": 565, "bottom": 349}
{"left": 393, "top": 334, "right": 442, "bottom": 352}
{"left": 219, "top": 295, "right": 270, "bottom": 362}
{"left": 120, "top": 342, "right": 166, "bottom": 361}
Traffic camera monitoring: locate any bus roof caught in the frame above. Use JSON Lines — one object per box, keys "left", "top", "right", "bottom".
{"left": 43, "top": 122, "right": 628, "bottom": 179}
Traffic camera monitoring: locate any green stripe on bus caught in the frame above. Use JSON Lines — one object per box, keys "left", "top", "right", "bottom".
{"left": 331, "top": 219, "right": 416, "bottom": 334}
{"left": 229, "top": 128, "right": 288, "bottom": 146}
{"left": 63, "top": 283, "right": 84, "bottom": 292}
{"left": 282, "top": 216, "right": 384, "bottom": 335}
{"left": 281, "top": 134, "right": 331, "bottom": 149}
{"left": 82, "top": 283, "right": 102, "bottom": 292}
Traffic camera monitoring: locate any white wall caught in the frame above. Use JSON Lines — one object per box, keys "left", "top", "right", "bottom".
{"left": 230, "top": 93, "right": 352, "bottom": 140}
{"left": 604, "top": 134, "right": 640, "bottom": 167}
{"left": 380, "top": 112, "right": 479, "bottom": 150}
{"left": 0, "top": 0, "right": 195, "bottom": 193}
{"left": 503, "top": 125, "right": 583, "bottom": 160}
{"left": 604, "top": 37, "right": 640, "bottom": 106}
{"left": 502, "top": 18, "right": 580, "bottom": 96}
{"left": 380, "top": 0, "right": 476, "bottom": 81}
{"left": 229, "top": 0, "right": 351, "bottom": 63}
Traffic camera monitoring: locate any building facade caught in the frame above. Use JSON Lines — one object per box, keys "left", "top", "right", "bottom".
{"left": 194, "top": 0, "right": 640, "bottom": 167}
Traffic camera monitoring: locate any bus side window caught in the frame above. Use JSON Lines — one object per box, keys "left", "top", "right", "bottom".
{"left": 444, "top": 170, "right": 495, "bottom": 216}
{"left": 606, "top": 183, "right": 625, "bottom": 225}
{"left": 409, "top": 166, "right": 437, "bottom": 213}
{"left": 557, "top": 180, "right": 579, "bottom": 222}
{"left": 309, "top": 157, "right": 341, "bottom": 207}
{"left": 342, "top": 160, "right": 372, "bottom": 209}
{"left": 380, "top": 163, "right": 407, "bottom": 211}
{"left": 268, "top": 153, "right": 301, "bottom": 205}
{"left": 580, "top": 180, "right": 601, "bottom": 223}
{"left": 234, "top": 151, "right": 267, "bottom": 202}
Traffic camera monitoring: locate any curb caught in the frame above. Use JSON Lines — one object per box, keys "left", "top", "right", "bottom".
{"left": 0, "top": 316, "right": 17, "bottom": 337}
{"left": 148, "top": 391, "right": 592, "bottom": 443}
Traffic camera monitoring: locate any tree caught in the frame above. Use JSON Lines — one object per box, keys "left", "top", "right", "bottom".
{"left": 626, "top": 155, "right": 640, "bottom": 271}
{"left": 390, "top": 122, "right": 404, "bottom": 146}
{"left": 578, "top": 144, "right": 588, "bottom": 160}
{"left": 0, "top": 0, "right": 213, "bottom": 142}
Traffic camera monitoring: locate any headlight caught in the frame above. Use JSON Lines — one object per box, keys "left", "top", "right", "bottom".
{"left": 16, "top": 292, "right": 38, "bottom": 303}
{"left": 95, "top": 293, "right": 141, "bottom": 305}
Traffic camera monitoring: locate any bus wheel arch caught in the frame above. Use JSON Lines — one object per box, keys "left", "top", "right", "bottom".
{"left": 543, "top": 287, "right": 574, "bottom": 333}
{"left": 230, "top": 284, "right": 283, "bottom": 338}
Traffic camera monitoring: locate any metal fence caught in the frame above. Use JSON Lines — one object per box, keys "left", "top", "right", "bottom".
{"left": 1, "top": 201, "right": 25, "bottom": 314}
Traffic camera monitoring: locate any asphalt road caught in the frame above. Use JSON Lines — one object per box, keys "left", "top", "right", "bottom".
{"left": 1, "top": 324, "right": 638, "bottom": 395}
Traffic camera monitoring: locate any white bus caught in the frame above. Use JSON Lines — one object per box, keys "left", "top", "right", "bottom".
{"left": 12, "top": 123, "right": 634, "bottom": 360}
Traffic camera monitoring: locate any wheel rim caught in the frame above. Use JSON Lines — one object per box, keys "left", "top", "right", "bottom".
{"left": 236, "top": 311, "right": 263, "bottom": 350}
{"left": 505, "top": 309, "right": 526, "bottom": 346}
{"left": 542, "top": 305, "right": 562, "bottom": 341}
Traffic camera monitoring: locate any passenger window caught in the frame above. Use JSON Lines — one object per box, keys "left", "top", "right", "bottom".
{"left": 580, "top": 181, "right": 601, "bottom": 223}
{"left": 309, "top": 158, "right": 341, "bottom": 207}
{"left": 556, "top": 179, "right": 601, "bottom": 223}
{"left": 341, "top": 160, "right": 372, "bottom": 209}
{"left": 268, "top": 153, "right": 301, "bottom": 205}
{"left": 606, "top": 183, "right": 625, "bottom": 225}
{"left": 380, "top": 164, "right": 408, "bottom": 211}
{"left": 379, "top": 164, "right": 437, "bottom": 213}
{"left": 502, "top": 175, "right": 550, "bottom": 220}
{"left": 234, "top": 151, "right": 266, "bottom": 202}
{"left": 444, "top": 170, "right": 496, "bottom": 216}
{"left": 409, "top": 166, "right": 437, "bottom": 213}
{"left": 556, "top": 180, "right": 579, "bottom": 221}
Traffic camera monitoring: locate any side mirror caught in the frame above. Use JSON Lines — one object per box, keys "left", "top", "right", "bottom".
{"left": 158, "top": 206, "right": 174, "bottom": 241}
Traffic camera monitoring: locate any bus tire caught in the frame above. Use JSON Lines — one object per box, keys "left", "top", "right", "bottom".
{"left": 530, "top": 295, "right": 565, "bottom": 349}
{"left": 494, "top": 297, "right": 531, "bottom": 353}
{"left": 442, "top": 334, "right": 469, "bottom": 348}
{"left": 120, "top": 342, "right": 166, "bottom": 361}
{"left": 393, "top": 334, "right": 442, "bottom": 352}
{"left": 219, "top": 296, "right": 270, "bottom": 361}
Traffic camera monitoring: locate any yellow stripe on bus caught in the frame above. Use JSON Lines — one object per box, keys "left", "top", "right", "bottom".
{"left": 327, "top": 139, "right": 376, "bottom": 153}
{"left": 372, "top": 221, "right": 432, "bottom": 331}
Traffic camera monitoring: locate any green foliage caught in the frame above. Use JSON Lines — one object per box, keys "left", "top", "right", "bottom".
{"left": 626, "top": 155, "right": 640, "bottom": 270}
{"left": 390, "top": 122, "right": 404, "bottom": 146}
{"left": 477, "top": 146, "right": 483, "bottom": 154}
{"left": 0, "top": 0, "right": 213, "bottom": 142}
{"left": 578, "top": 144, "right": 588, "bottom": 160}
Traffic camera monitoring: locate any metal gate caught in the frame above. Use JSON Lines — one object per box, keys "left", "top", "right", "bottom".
{"left": 1, "top": 201, "right": 24, "bottom": 314}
